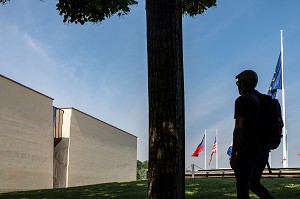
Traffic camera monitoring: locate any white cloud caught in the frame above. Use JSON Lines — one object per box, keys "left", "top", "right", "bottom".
{"left": 24, "top": 34, "right": 42, "bottom": 52}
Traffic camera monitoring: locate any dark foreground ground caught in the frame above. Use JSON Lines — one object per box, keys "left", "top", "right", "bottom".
{"left": 0, "top": 178, "right": 299, "bottom": 199}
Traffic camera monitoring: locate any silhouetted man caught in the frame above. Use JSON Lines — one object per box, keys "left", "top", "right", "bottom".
{"left": 231, "top": 70, "right": 275, "bottom": 199}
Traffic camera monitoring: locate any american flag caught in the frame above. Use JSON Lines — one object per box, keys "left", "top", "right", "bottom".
{"left": 208, "top": 136, "right": 217, "bottom": 165}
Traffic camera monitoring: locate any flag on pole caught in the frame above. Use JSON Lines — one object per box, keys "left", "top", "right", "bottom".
{"left": 281, "top": 158, "right": 287, "bottom": 164}
{"left": 268, "top": 52, "right": 282, "bottom": 99}
{"left": 191, "top": 134, "right": 205, "bottom": 157}
{"left": 208, "top": 136, "right": 217, "bottom": 165}
{"left": 227, "top": 144, "right": 233, "bottom": 160}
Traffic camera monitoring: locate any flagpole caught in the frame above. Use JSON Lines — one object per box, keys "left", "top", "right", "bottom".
{"left": 280, "top": 30, "right": 288, "bottom": 168}
{"left": 204, "top": 129, "right": 207, "bottom": 170}
{"left": 286, "top": 130, "right": 288, "bottom": 165}
{"left": 216, "top": 129, "right": 218, "bottom": 169}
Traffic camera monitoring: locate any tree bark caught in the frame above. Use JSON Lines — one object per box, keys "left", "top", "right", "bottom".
{"left": 146, "top": 0, "right": 185, "bottom": 198}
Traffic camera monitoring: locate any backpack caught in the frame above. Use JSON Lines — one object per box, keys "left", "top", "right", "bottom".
{"left": 260, "top": 94, "right": 284, "bottom": 150}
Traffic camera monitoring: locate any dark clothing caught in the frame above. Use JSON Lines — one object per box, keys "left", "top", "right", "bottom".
{"left": 234, "top": 90, "right": 263, "bottom": 157}
{"left": 232, "top": 90, "right": 275, "bottom": 199}
{"left": 234, "top": 150, "right": 275, "bottom": 199}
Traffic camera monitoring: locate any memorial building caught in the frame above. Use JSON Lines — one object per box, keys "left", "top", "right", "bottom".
{"left": 0, "top": 74, "right": 137, "bottom": 192}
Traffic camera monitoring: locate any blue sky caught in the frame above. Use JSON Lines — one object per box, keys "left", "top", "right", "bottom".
{"left": 0, "top": 0, "right": 299, "bottom": 169}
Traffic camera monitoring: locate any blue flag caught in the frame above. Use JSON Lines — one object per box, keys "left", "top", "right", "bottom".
{"left": 227, "top": 144, "right": 232, "bottom": 160}
{"left": 268, "top": 53, "right": 282, "bottom": 99}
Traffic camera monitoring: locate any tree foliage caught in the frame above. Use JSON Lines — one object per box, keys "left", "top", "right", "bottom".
{"left": 56, "top": 0, "right": 138, "bottom": 25}
{"left": 137, "top": 160, "right": 148, "bottom": 180}
{"left": 1, "top": 0, "right": 216, "bottom": 24}
{"left": 0, "top": 0, "right": 44, "bottom": 4}
{"left": 0, "top": 0, "right": 9, "bottom": 4}
{"left": 182, "top": 0, "right": 216, "bottom": 16}
{"left": 56, "top": 0, "right": 216, "bottom": 25}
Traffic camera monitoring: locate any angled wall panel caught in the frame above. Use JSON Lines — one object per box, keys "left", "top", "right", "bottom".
{"left": 0, "top": 75, "right": 54, "bottom": 192}
{"left": 62, "top": 108, "right": 137, "bottom": 187}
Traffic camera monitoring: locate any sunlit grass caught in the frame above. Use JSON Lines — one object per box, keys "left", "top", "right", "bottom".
{"left": 285, "top": 183, "right": 300, "bottom": 189}
{"left": 0, "top": 178, "right": 299, "bottom": 199}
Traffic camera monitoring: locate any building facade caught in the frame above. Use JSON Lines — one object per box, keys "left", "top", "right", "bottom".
{"left": 0, "top": 75, "right": 54, "bottom": 192}
{"left": 54, "top": 108, "right": 137, "bottom": 188}
{"left": 0, "top": 75, "right": 137, "bottom": 192}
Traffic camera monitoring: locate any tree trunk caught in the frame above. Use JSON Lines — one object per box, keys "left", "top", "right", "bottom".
{"left": 146, "top": 0, "right": 185, "bottom": 198}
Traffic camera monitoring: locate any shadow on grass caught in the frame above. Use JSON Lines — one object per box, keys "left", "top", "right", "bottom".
{"left": 0, "top": 178, "right": 299, "bottom": 199}
{"left": 186, "top": 178, "right": 300, "bottom": 199}
{"left": 0, "top": 181, "right": 148, "bottom": 199}
{"left": 185, "top": 178, "right": 237, "bottom": 199}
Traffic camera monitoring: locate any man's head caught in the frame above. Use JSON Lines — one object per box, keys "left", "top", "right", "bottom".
{"left": 236, "top": 70, "right": 258, "bottom": 94}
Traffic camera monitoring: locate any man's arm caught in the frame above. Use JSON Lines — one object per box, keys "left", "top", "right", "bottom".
{"left": 232, "top": 116, "right": 245, "bottom": 156}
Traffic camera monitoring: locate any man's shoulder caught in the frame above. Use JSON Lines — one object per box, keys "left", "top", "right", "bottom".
{"left": 248, "top": 89, "right": 262, "bottom": 96}
{"left": 235, "top": 95, "right": 247, "bottom": 106}
{"left": 236, "top": 90, "right": 264, "bottom": 106}
{"left": 242, "top": 90, "right": 264, "bottom": 99}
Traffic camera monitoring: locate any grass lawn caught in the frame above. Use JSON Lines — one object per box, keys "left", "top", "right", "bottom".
{"left": 0, "top": 178, "right": 299, "bottom": 199}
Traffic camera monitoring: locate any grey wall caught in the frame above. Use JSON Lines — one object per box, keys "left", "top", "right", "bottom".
{"left": 0, "top": 75, "right": 54, "bottom": 192}
{"left": 64, "top": 108, "right": 137, "bottom": 187}
{"left": 0, "top": 75, "right": 137, "bottom": 192}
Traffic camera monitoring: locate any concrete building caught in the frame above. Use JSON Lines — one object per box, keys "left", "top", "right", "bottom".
{"left": 54, "top": 108, "right": 137, "bottom": 188}
{"left": 0, "top": 75, "right": 54, "bottom": 192}
{"left": 0, "top": 74, "right": 137, "bottom": 192}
